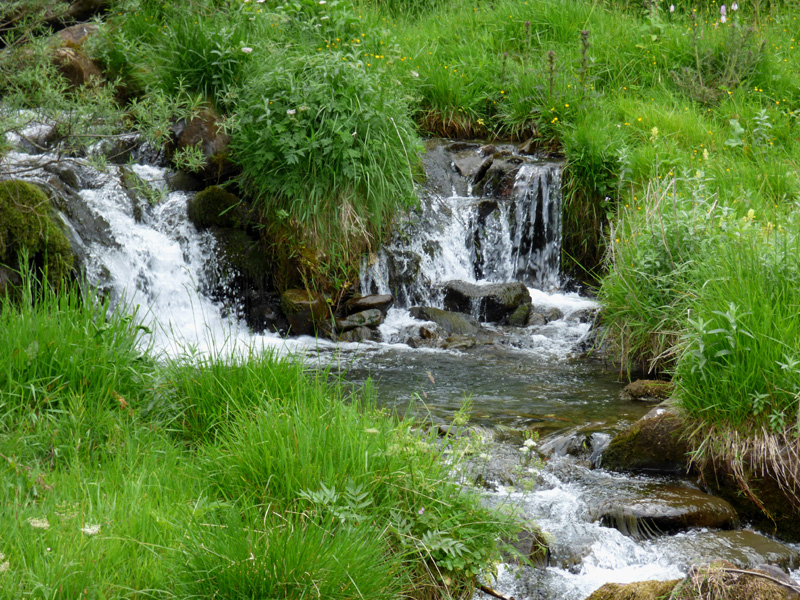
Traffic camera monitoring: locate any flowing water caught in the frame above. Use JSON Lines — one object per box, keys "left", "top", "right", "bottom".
{"left": 3, "top": 134, "right": 799, "bottom": 599}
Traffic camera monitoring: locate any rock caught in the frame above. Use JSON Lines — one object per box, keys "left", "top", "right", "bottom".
{"left": 409, "top": 306, "right": 481, "bottom": 336}
{"left": 527, "top": 311, "right": 546, "bottom": 326}
{"left": 569, "top": 306, "right": 600, "bottom": 323}
{"left": 660, "top": 530, "right": 800, "bottom": 572}
{"left": 472, "top": 155, "right": 494, "bottom": 185}
{"left": 507, "top": 303, "right": 531, "bottom": 327}
{"left": 540, "top": 306, "right": 564, "bottom": 322}
{"left": 623, "top": 379, "right": 674, "bottom": 402}
{"left": 168, "top": 107, "right": 234, "bottom": 184}
{"left": 280, "top": 289, "right": 329, "bottom": 336}
{"left": 0, "top": 180, "right": 74, "bottom": 286}
{"left": 479, "top": 144, "right": 496, "bottom": 157}
{"left": 503, "top": 527, "right": 550, "bottom": 567}
{"left": 61, "top": 0, "right": 112, "bottom": 22}
{"left": 338, "top": 326, "right": 379, "bottom": 343}
{"left": 344, "top": 294, "right": 393, "bottom": 317}
{"left": 166, "top": 171, "right": 204, "bottom": 192}
{"left": 52, "top": 47, "right": 103, "bottom": 88}
{"left": 442, "top": 280, "right": 531, "bottom": 324}
{"left": 441, "top": 335, "right": 477, "bottom": 350}
{"left": 419, "top": 326, "right": 438, "bottom": 340}
{"left": 54, "top": 23, "right": 99, "bottom": 48}
{"left": 472, "top": 156, "right": 524, "bottom": 198}
{"left": 599, "top": 484, "right": 739, "bottom": 538}
{"left": 601, "top": 402, "right": 689, "bottom": 474}
{"left": 517, "top": 136, "right": 539, "bottom": 155}
{"left": 701, "top": 452, "right": 800, "bottom": 542}
{"left": 679, "top": 563, "right": 800, "bottom": 600}
{"left": 452, "top": 153, "right": 484, "bottom": 178}
{"left": 335, "top": 309, "right": 383, "bottom": 332}
{"left": 187, "top": 186, "right": 244, "bottom": 230}
{"left": 585, "top": 579, "right": 682, "bottom": 600}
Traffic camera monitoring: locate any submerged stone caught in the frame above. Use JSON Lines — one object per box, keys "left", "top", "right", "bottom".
{"left": 599, "top": 484, "right": 739, "bottom": 538}
{"left": 623, "top": 379, "right": 674, "bottom": 402}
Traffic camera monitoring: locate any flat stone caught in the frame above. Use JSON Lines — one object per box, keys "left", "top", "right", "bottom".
{"left": 599, "top": 484, "right": 739, "bottom": 538}
{"left": 660, "top": 530, "right": 800, "bottom": 572}
{"left": 335, "top": 309, "right": 382, "bottom": 332}
{"left": 345, "top": 294, "right": 393, "bottom": 317}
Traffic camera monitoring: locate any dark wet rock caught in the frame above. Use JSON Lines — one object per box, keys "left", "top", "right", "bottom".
{"left": 700, "top": 452, "right": 800, "bottom": 543}
{"left": 335, "top": 309, "right": 382, "bottom": 332}
{"left": 187, "top": 186, "right": 245, "bottom": 230}
{"left": 472, "top": 155, "right": 494, "bottom": 185}
{"left": 569, "top": 305, "right": 600, "bottom": 323}
{"left": 338, "top": 326, "right": 379, "bottom": 343}
{"left": 52, "top": 46, "right": 103, "bottom": 88}
{"left": 585, "top": 579, "right": 682, "bottom": 600}
{"left": 442, "top": 280, "right": 531, "bottom": 324}
{"left": 472, "top": 156, "right": 524, "bottom": 198}
{"left": 280, "top": 289, "right": 329, "bottom": 336}
{"left": 599, "top": 484, "right": 739, "bottom": 538}
{"left": 507, "top": 303, "right": 531, "bottom": 327}
{"left": 92, "top": 134, "right": 148, "bottom": 165}
{"left": 601, "top": 402, "right": 689, "bottom": 474}
{"left": 166, "top": 171, "right": 204, "bottom": 192}
{"left": 419, "top": 326, "right": 438, "bottom": 340}
{"left": 527, "top": 311, "right": 547, "bottom": 326}
{"left": 452, "top": 152, "right": 484, "bottom": 178}
{"left": 409, "top": 306, "right": 481, "bottom": 336}
{"left": 623, "top": 379, "right": 674, "bottom": 402}
{"left": 345, "top": 294, "right": 393, "bottom": 317}
{"left": 61, "top": 0, "right": 113, "bottom": 22}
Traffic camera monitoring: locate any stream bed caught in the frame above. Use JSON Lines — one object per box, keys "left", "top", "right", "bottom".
{"left": 3, "top": 132, "right": 800, "bottom": 599}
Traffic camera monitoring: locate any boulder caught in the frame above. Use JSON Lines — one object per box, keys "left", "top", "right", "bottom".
{"left": 187, "top": 186, "right": 246, "bottom": 230}
{"left": 527, "top": 311, "right": 546, "bottom": 326}
{"left": 280, "top": 289, "right": 329, "bottom": 336}
{"left": 503, "top": 527, "right": 550, "bottom": 568}
{"left": 55, "top": 23, "right": 99, "bottom": 48}
{"left": 472, "top": 156, "right": 524, "bottom": 198}
{"left": 442, "top": 280, "right": 531, "bottom": 324}
{"left": 441, "top": 335, "right": 477, "bottom": 350}
{"left": 52, "top": 47, "right": 103, "bottom": 88}
{"left": 601, "top": 402, "right": 690, "bottom": 474}
{"left": 409, "top": 306, "right": 481, "bottom": 336}
{"left": 507, "top": 303, "right": 531, "bottom": 327}
{"left": 168, "top": 107, "right": 234, "bottom": 184}
{"left": 338, "top": 326, "right": 379, "bottom": 343}
{"left": 598, "top": 484, "right": 739, "bottom": 538}
{"left": 334, "top": 309, "right": 383, "bottom": 332}
{"left": 344, "top": 294, "right": 393, "bottom": 317}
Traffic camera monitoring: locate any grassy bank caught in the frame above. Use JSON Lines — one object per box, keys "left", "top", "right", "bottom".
{"left": 0, "top": 276, "right": 520, "bottom": 598}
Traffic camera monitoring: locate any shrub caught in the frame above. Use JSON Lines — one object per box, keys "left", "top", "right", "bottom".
{"left": 229, "top": 48, "right": 421, "bottom": 288}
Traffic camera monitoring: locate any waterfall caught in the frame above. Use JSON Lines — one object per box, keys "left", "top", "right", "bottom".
{"left": 361, "top": 154, "right": 563, "bottom": 308}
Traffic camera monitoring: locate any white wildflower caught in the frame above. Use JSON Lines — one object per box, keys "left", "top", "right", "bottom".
{"left": 27, "top": 517, "right": 50, "bottom": 530}
{"left": 364, "top": 428, "right": 380, "bottom": 434}
{"left": 669, "top": 4, "right": 675, "bottom": 12}
{"left": 523, "top": 438, "right": 537, "bottom": 449}
{"left": 81, "top": 524, "right": 102, "bottom": 536}
{"left": 286, "top": 109, "right": 297, "bottom": 115}
{"left": 0, "top": 560, "right": 8, "bottom": 574}
{"left": 732, "top": 2, "right": 738, "bottom": 10}
{"left": 241, "top": 47, "right": 253, "bottom": 54}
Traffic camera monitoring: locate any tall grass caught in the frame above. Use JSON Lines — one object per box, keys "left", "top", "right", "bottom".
{"left": 0, "top": 275, "right": 518, "bottom": 598}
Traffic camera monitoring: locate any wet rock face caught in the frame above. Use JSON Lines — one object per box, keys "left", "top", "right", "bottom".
{"left": 344, "top": 294, "right": 393, "bottom": 317}
{"left": 280, "top": 289, "right": 329, "bottom": 336}
{"left": 442, "top": 280, "right": 531, "bottom": 324}
{"left": 601, "top": 402, "right": 689, "bottom": 474}
{"left": 599, "top": 485, "right": 739, "bottom": 538}
{"left": 334, "top": 309, "right": 383, "bottom": 333}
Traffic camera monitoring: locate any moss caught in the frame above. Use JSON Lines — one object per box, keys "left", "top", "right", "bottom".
{"left": 585, "top": 579, "right": 681, "bottom": 600}
{"left": 0, "top": 180, "right": 74, "bottom": 285}
{"left": 187, "top": 186, "right": 243, "bottom": 230}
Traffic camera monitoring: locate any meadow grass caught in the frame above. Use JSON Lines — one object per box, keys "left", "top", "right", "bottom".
{"left": 0, "top": 276, "right": 519, "bottom": 598}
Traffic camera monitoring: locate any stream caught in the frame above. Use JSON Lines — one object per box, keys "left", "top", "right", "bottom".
{"left": 3, "top": 131, "right": 800, "bottom": 599}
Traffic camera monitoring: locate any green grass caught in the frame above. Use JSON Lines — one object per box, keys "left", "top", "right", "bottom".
{"left": 0, "top": 276, "right": 519, "bottom": 598}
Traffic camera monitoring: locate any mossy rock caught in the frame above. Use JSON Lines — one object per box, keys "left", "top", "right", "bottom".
{"left": 187, "top": 186, "right": 243, "bottom": 230}
{"left": 0, "top": 180, "right": 74, "bottom": 287}
{"left": 601, "top": 402, "right": 690, "bottom": 474}
{"left": 585, "top": 579, "right": 681, "bottom": 600}
{"left": 280, "top": 289, "right": 330, "bottom": 336}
